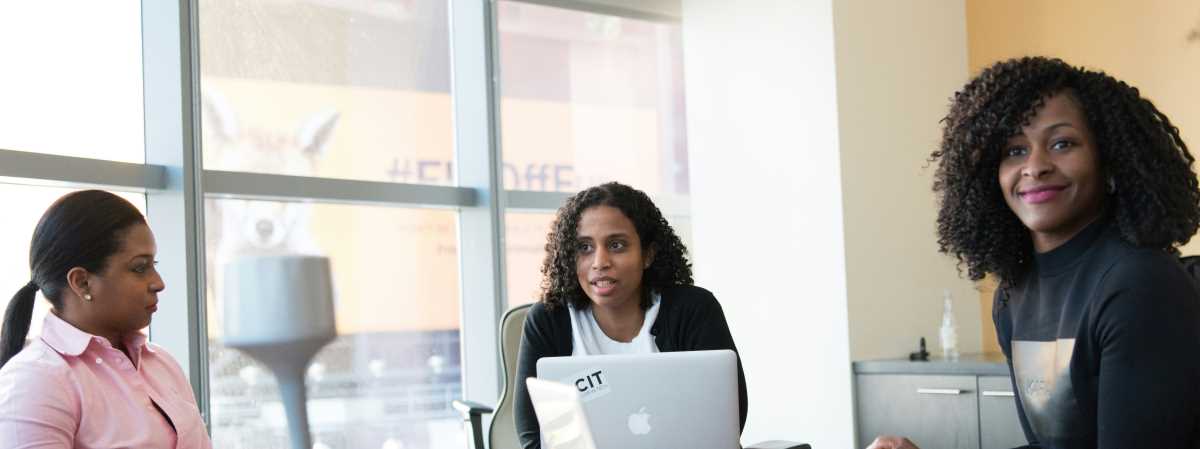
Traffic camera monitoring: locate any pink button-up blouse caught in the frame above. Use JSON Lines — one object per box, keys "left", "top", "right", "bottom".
{"left": 0, "top": 312, "right": 213, "bottom": 449}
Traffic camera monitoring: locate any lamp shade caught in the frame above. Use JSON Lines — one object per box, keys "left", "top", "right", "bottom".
{"left": 223, "top": 255, "right": 336, "bottom": 346}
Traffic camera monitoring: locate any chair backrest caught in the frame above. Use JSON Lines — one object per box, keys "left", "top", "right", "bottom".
{"left": 488, "top": 303, "right": 532, "bottom": 449}
{"left": 1183, "top": 256, "right": 1200, "bottom": 287}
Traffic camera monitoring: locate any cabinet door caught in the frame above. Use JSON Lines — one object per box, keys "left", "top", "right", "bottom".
{"left": 978, "top": 375, "right": 1028, "bottom": 449}
{"left": 856, "top": 374, "right": 979, "bottom": 449}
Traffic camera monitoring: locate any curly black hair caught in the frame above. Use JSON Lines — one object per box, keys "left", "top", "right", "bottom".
{"left": 933, "top": 56, "right": 1200, "bottom": 285}
{"left": 539, "top": 182, "right": 693, "bottom": 311}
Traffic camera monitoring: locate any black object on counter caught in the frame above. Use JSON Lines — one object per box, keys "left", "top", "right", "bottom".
{"left": 908, "top": 337, "right": 930, "bottom": 361}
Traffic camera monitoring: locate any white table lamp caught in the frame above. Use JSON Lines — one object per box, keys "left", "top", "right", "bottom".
{"left": 224, "top": 255, "right": 336, "bottom": 449}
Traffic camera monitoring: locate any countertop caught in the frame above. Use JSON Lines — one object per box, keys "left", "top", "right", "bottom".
{"left": 852, "top": 352, "right": 1009, "bottom": 376}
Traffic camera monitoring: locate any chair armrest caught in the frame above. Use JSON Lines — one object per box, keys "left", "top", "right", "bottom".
{"left": 451, "top": 399, "right": 495, "bottom": 417}
{"left": 453, "top": 400, "right": 495, "bottom": 449}
{"left": 746, "top": 440, "right": 811, "bottom": 449}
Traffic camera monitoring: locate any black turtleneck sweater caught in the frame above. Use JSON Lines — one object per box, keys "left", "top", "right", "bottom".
{"left": 993, "top": 219, "right": 1200, "bottom": 449}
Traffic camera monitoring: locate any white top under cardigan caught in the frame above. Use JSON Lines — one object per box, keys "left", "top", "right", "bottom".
{"left": 567, "top": 291, "right": 661, "bottom": 355}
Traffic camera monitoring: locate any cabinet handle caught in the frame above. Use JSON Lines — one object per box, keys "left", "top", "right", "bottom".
{"left": 916, "top": 388, "right": 964, "bottom": 395}
{"left": 982, "top": 390, "right": 1015, "bottom": 397}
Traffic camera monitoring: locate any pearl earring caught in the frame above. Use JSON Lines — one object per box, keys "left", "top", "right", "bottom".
{"left": 84, "top": 294, "right": 93, "bottom": 302}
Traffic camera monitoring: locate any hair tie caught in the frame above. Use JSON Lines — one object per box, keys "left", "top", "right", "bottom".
{"left": 25, "top": 280, "right": 38, "bottom": 290}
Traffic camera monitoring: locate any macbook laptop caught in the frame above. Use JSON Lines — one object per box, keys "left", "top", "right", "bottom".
{"left": 533, "top": 349, "right": 740, "bottom": 449}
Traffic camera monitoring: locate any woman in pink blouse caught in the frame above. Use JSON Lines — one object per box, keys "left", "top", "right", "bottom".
{"left": 0, "top": 190, "right": 212, "bottom": 449}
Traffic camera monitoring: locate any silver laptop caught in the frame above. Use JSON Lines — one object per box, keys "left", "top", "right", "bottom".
{"left": 533, "top": 350, "right": 740, "bottom": 449}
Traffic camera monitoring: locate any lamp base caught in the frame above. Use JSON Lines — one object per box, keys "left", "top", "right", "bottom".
{"left": 227, "top": 337, "right": 334, "bottom": 449}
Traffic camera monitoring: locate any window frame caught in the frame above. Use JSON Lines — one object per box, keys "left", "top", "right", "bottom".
{"left": 0, "top": 0, "right": 684, "bottom": 433}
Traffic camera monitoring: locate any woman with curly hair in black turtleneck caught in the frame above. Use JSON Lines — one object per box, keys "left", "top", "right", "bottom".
{"left": 868, "top": 57, "right": 1200, "bottom": 449}
{"left": 512, "top": 182, "right": 747, "bottom": 449}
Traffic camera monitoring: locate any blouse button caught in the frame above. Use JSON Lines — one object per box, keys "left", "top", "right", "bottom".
{"left": 95, "top": 358, "right": 103, "bottom": 364}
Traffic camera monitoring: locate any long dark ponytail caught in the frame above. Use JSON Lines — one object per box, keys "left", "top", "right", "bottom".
{"left": 0, "top": 190, "right": 145, "bottom": 368}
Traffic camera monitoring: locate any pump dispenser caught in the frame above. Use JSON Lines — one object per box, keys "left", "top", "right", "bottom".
{"left": 939, "top": 289, "right": 959, "bottom": 360}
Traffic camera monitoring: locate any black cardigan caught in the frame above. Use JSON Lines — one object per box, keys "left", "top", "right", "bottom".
{"left": 512, "top": 285, "right": 749, "bottom": 449}
{"left": 994, "top": 219, "right": 1200, "bottom": 449}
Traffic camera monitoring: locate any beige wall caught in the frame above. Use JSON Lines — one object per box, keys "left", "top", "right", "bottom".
{"left": 835, "top": 0, "right": 981, "bottom": 361}
{"left": 967, "top": 0, "right": 1200, "bottom": 352}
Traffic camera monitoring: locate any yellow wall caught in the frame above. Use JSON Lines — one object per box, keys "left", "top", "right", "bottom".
{"left": 835, "top": 0, "right": 982, "bottom": 361}
{"left": 967, "top": 0, "right": 1200, "bottom": 352}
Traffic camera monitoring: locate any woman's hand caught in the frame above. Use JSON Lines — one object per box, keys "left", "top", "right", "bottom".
{"left": 865, "top": 435, "right": 920, "bottom": 449}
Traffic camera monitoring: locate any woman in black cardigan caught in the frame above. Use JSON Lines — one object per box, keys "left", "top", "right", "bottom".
{"left": 512, "top": 182, "right": 748, "bottom": 449}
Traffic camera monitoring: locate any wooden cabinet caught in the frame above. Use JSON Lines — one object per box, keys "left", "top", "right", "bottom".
{"left": 855, "top": 373, "right": 1027, "bottom": 449}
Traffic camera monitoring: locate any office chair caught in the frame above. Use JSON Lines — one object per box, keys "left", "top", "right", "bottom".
{"left": 453, "top": 303, "right": 530, "bottom": 449}
{"left": 452, "top": 303, "right": 811, "bottom": 449}
{"left": 1182, "top": 256, "right": 1200, "bottom": 285}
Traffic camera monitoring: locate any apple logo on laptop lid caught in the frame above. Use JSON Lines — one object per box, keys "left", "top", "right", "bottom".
{"left": 627, "top": 406, "right": 652, "bottom": 435}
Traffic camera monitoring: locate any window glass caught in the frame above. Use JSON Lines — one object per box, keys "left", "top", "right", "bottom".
{"left": 199, "top": 0, "right": 454, "bottom": 185}
{"left": 0, "top": 3, "right": 144, "bottom": 162}
{"left": 497, "top": 1, "right": 691, "bottom": 196}
{"left": 206, "top": 199, "right": 463, "bottom": 449}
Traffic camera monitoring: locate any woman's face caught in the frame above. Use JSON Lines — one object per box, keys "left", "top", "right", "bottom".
{"left": 997, "top": 92, "right": 1105, "bottom": 252}
{"left": 574, "top": 205, "right": 653, "bottom": 310}
{"left": 82, "top": 223, "right": 165, "bottom": 337}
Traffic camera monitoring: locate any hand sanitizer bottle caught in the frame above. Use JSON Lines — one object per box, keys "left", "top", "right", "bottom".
{"left": 939, "top": 289, "right": 959, "bottom": 360}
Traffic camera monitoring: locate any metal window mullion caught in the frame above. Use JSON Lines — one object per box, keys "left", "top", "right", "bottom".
{"left": 0, "top": 149, "right": 167, "bottom": 191}
{"left": 503, "top": 189, "right": 570, "bottom": 211}
{"left": 504, "top": 0, "right": 681, "bottom": 22}
{"left": 142, "top": 0, "right": 210, "bottom": 426}
{"left": 503, "top": 190, "right": 689, "bottom": 216}
{"left": 450, "top": 0, "right": 507, "bottom": 407}
{"left": 203, "top": 170, "right": 477, "bottom": 208}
